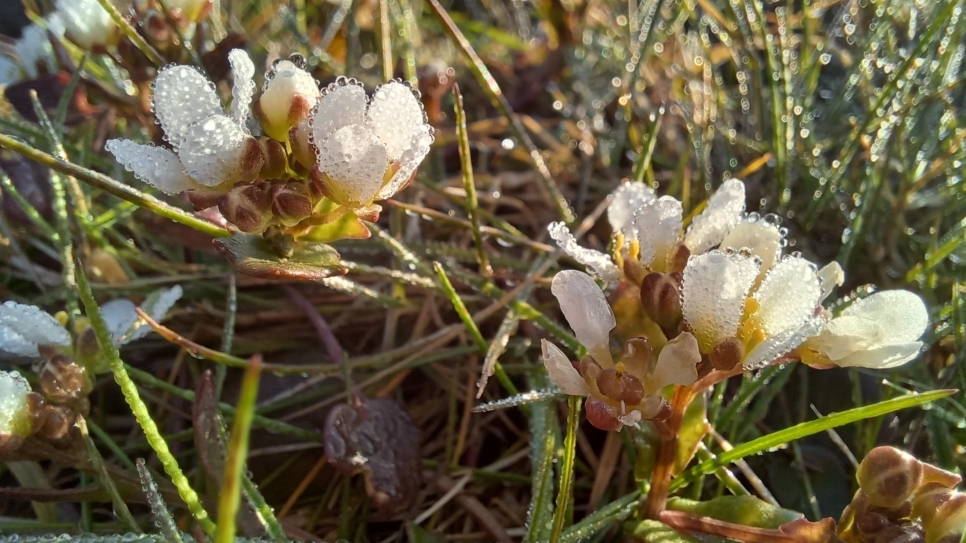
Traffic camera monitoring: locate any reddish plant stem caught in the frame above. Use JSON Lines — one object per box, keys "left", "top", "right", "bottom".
{"left": 644, "top": 385, "right": 695, "bottom": 518}
{"left": 659, "top": 510, "right": 797, "bottom": 543}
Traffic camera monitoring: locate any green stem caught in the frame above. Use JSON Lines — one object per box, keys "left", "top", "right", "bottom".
{"left": 95, "top": 0, "right": 165, "bottom": 66}
{"left": 216, "top": 357, "right": 261, "bottom": 543}
{"left": 549, "top": 396, "right": 581, "bottom": 542}
{"left": 78, "top": 418, "right": 141, "bottom": 532}
{"left": 453, "top": 84, "right": 491, "bottom": 276}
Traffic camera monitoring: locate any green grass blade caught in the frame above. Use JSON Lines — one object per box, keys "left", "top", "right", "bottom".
{"left": 216, "top": 357, "right": 262, "bottom": 543}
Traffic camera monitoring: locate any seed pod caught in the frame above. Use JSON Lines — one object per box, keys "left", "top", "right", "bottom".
{"left": 709, "top": 337, "right": 745, "bottom": 371}
{"left": 218, "top": 182, "right": 273, "bottom": 234}
{"left": 585, "top": 398, "right": 622, "bottom": 432}
{"left": 640, "top": 272, "right": 683, "bottom": 334}
{"left": 857, "top": 446, "right": 923, "bottom": 509}
{"left": 270, "top": 181, "right": 313, "bottom": 227}
{"left": 596, "top": 368, "right": 645, "bottom": 406}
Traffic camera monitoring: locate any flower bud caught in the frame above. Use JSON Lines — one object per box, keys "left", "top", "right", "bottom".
{"left": 576, "top": 355, "right": 602, "bottom": 395}
{"left": 857, "top": 446, "right": 923, "bottom": 509}
{"left": 0, "top": 371, "right": 33, "bottom": 440}
{"left": 709, "top": 337, "right": 745, "bottom": 371}
{"left": 56, "top": 0, "right": 122, "bottom": 52}
{"left": 40, "top": 354, "right": 92, "bottom": 405}
{"left": 640, "top": 272, "right": 683, "bottom": 333}
{"left": 596, "top": 367, "right": 645, "bottom": 406}
{"left": 258, "top": 138, "right": 289, "bottom": 180}
{"left": 186, "top": 189, "right": 223, "bottom": 211}
{"left": 855, "top": 510, "right": 889, "bottom": 538}
{"left": 921, "top": 488, "right": 966, "bottom": 543}
{"left": 912, "top": 483, "right": 955, "bottom": 527}
{"left": 256, "top": 56, "right": 320, "bottom": 142}
{"left": 39, "top": 405, "right": 73, "bottom": 440}
{"left": 270, "top": 181, "right": 313, "bottom": 227}
{"left": 218, "top": 182, "right": 273, "bottom": 233}
{"left": 585, "top": 397, "right": 622, "bottom": 432}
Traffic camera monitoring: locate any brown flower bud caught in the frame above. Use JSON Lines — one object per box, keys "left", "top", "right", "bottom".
{"left": 258, "top": 138, "right": 289, "bottom": 180}
{"left": 39, "top": 405, "right": 74, "bottom": 440}
{"left": 596, "top": 368, "right": 645, "bottom": 406}
{"left": 270, "top": 181, "right": 313, "bottom": 227}
{"left": 218, "top": 182, "right": 273, "bottom": 233}
{"left": 857, "top": 446, "right": 923, "bottom": 509}
{"left": 619, "top": 337, "right": 653, "bottom": 378}
{"left": 622, "top": 257, "right": 648, "bottom": 287}
{"left": 709, "top": 337, "right": 745, "bottom": 371}
{"left": 855, "top": 510, "right": 890, "bottom": 538}
{"left": 666, "top": 242, "right": 691, "bottom": 274}
{"left": 75, "top": 326, "right": 100, "bottom": 363}
{"left": 186, "top": 189, "right": 223, "bottom": 211}
{"left": 912, "top": 483, "right": 955, "bottom": 527}
{"left": 26, "top": 392, "right": 47, "bottom": 433}
{"left": 640, "top": 272, "right": 683, "bottom": 333}
{"left": 925, "top": 492, "right": 966, "bottom": 543}
{"left": 40, "top": 354, "right": 92, "bottom": 405}
{"left": 585, "top": 398, "right": 622, "bottom": 432}
{"left": 576, "top": 355, "right": 602, "bottom": 396}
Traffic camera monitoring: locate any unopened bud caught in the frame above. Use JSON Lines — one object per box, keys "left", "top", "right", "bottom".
{"left": 56, "top": 0, "right": 122, "bottom": 52}
{"left": 857, "top": 446, "right": 923, "bottom": 509}
{"left": 585, "top": 398, "right": 622, "bottom": 432}
{"left": 640, "top": 272, "right": 683, "bottom": 333}
{"left": 259, "top": 138, "right": 289, "bottom": 179}
{"left": 709, "top": 337, "right": 744, "bottom": 371}
{"left": 619, "top": 337, "right": 653, "bottom": 378}
{"left": 855, "top": 510, "right": 889, "bottom": 538}
{"left": 596, "top": 368, "right": 645, "bottom": 406}
{"left": 576, "top": 355, "right": 602, "bottom": 393}
{"left": 186, "top": 189, "right": 223, "bottom": 211}
{"left": 912, "top": 483, "right": 955, "bottom": 527}
{"left": 76, "top": 326, "right": 100, "bottom": 362}
{"left": 40, "top": 355, "right": 92, "bottom": 405}
{"left": 39, "top": 405, "right": 73, "bottom": 440}
{"left": 923, "top": 490, "right": 966, "bottom": 543}
{"left": 666, "top": 243, "right": 691, "bottom": 274}
{"left": 256, "top": 56, "right": 320, "bottom": 142}
{"left": 219, "top": 182, "right": 273, "bottom": 233}
{"left": 270, "top": 181, "right": 313, "bottom": 227}
{"left": 289, "top": 120, "right": 317, "bottom": 171}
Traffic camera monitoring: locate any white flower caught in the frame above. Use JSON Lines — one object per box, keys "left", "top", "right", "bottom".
{"left": 802, "top": 290, "right": 928, "bottom": 369}
{"left": 542, "top": 270, "right": 701, "bottom": 431}
{"left": 106, "top": 50, "right": 262, "bottom": 196}
{"left": 0, "top": 286, "right": 183, "bottom": 359}
{"left": 55, "top": 0, "right": 122, "bottom": 50}
{"left": 13, "top": 15, "right": 65, "bottom": 80}
{"left": 0, "top": 371, "right": 32, "bottom": 438}
{"left": 680, "top": 251, "right": 826, "bottom": 369}
{"left": 256, "top": 57, "right": 321, "bottom": 142}
{"left": 310, "top": 78, "right": 434, "bottom": 209}
{"left": 161, "top": 0, "right": 211, "bottom": 22}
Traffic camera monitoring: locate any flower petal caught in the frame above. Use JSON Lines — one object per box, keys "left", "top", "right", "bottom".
{"left": 317, "top": 124, "right": 389, "bottom": 206}
{"left": 804, "top": 315, "right": 881, "bottom": 362}
{"left": 374, "top": 123, "right": 433, "bottom": 200}
{"left": 684, "top": 179, "right": 746, "bottom": 254}
{"left": 366, "top": 81, "right": 429, "bottom": 162}
{"left": 550, "top": 270, "right": 616, "bottom": 366}
{"left": 0, "top": 370, "right": 32, "bottom": 436}
{"left": 178, "top": 115, "right": 250, "bottom": 187}
{"left": 607, "top": 182, "right": 655, "bottom": 237}
{"left": 0, "top": 301, "right": 70, "bottom": 348}
{"left": 646, "top": 331, "right": 700, "bottom": 394}
{"left": 153, "top": 65, "right": 222, "bottom": 149}
{"left": 634, "top": 196, "right": 682, "bottom": 268}
{"left": 541, "top": 339, "right": 589, "bottom": 396}
{"left": 682, "top": 251, "right": 759, "bottom": 349}
{"left": 719, "top": 218, "right": 783, "bottom": 273}
{"left": 752, "top": 256, "right": 821, "bottom": 335}
{"left": 312, "top": 81, "right": 368, "bottom": 143}
{"left": 127, "top": 285, "right": 183, "bottom": 343}
{"left": 0, "top": 326, "right": 41, "bottom": 357}
{"left": 548, "top": 222, "right": 619, "bottom": 283}
{"left": 55, "top": 0, "right": 116, "bottom": 50}
{"left": 841, "top": 290, "right": 928, "bottom": 344}
{"left": 743, "top": 315, "right": 826, "bottom": 369}
{"left": 105, "top": 139, "right": 197, "bottom": 195}
{"left": 831, "top": 342, "right": 923, "bottom": 369}
{"left": 817, "top": 262, "right": 845, "bottom": 302}
{"left": 228, "top": 49, "right": 255, "bottom": 128}
{"left": 100, "top": 299, "right": 138, "bottom": 345}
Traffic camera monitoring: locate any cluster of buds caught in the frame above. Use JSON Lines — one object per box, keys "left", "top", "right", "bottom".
{"left": 544, "top": 180, "right": 929, "bottom": 432}
{"left": 0, "top": 365, "right": 84, "bottom": 454}
{"left": 107, "top": 52, "right": 434, "bottom": 251}
{"left": 839, "top": 446, "right": 964, "bottom": 543}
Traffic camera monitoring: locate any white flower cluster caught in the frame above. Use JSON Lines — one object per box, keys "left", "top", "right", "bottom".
{"left": 544, "top": 180, "right": 929, "bottom": 431}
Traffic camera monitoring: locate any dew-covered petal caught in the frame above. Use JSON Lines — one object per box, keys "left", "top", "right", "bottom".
{"left": 0, "top": 301, "right": 70, "bottom": 348}
{"left": 841, "top": 290, "right": 928, "bottom": 344}
{"left": 817, "top": 262, "right": 845, "bottom": 302}
{"left": 830, "top": 341, "right": 923, "bottom": 369}
{"left": 153, "top": 65, "right": 222, "bottom": 148}
{"left": 259, "top": 60, "right": 320, "bottom": 140}
{"left": 312, "top": 82, "right": 368, "bottom": 143}
{"left": 634, "top": 196, "right": 682, "bottom": 267}
{"left": 127, "top": 285, "right": 183, "bottom": 343}
{"left": 550, "top": 270, "right": 616, "bottom": 366}
{"left": 178, "top": 115, "right": 249, "bottom": 187}
{"left": 548, "top": 222, "right": 619, "bottom": 283}
{"left": 366, "top": 81, "right": 429, "bottom": 162}
{"left": 743, "top": 315, "right": 826, "bottom": 369}
{"left": 607, "top": 182, "right": 655, "bottom": 237}
{"left": 316, "top": 124, "right": 389, "bottom": 206}
{"left": 0, "top": 326, "right": 41, "bottom": 357}
{"left": 752, "top": 256, "right": 821, "bottom": 335}
{"left": 646, "top": 331, "right": 701, "bottom": 394}
{"left": 682, "top": 251, "right": 760, "bottom": 349}
{"left": 807, "top": 315, "right": 880, "bottom": 360}
{"left": 55, "top": 0, "right": 116, "bottom": 51}
{"left": 100, "top": 299, "right": 138, "bottom": 345}
{"left": 684, "top": 179, "right": 746, "bottom": 254}
{"left": 719, "top": 218, "right": 783, "bottom": 273}
{"left": 0, "top": 370, "right": 32, "bottom": 436}
{"left": 374, "top": 123, "right": 433, "bottom": 200}
{"left": 105, "top": 139, "right": 197, "bottom": 195}
{"left": 228, "top": 49, "right": 255, "bottom": 128}
{"left": 541, "top": 339, "right": 589, "bottom": 396}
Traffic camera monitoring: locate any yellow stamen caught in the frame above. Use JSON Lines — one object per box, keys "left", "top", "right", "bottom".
{"left": 54, "top": 311, "right": 69, "bottom": 327}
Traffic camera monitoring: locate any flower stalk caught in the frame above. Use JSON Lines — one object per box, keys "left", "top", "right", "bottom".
{"left": 644, "top": 385, "right": 695, "bottom": 519}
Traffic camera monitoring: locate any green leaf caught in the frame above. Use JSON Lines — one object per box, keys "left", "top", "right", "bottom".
{"left": 623, "top": 520, "right": 701, "bottom": 543}
{"left": 302, "top": 211, "right": 372, "bottom": 243}
{"left": 213, "top": 234, "right": 347, "bottom": 281}
{"left": 667, "top": 496, "right": 803, "bottom": 530}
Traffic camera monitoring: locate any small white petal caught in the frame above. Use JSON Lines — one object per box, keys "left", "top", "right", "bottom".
{"left": 831, "top": 342, "right": 923, "bottom": 369}
{"left": 817, "top": 262, "right": 845, "bottom": 302}
{"left": 153, "top": 65, "right": 222, "bottom": 149}
{"left": 105, "top": 139, "right": 196, "bottom": 195}
{"left": 647, "top": 331, "right": 701, "bottom": 394}
{"left": 228, "top": 49, "right": 255, "bottom": 128}
{"left": 374, "top": 123, "right": 433, "bottom": 200}
{"left": 259, "top": 60, "right": 320, "bottom": 138}
{"left": 55, "top": 0, "right": 116, "bottom": 50}
{"left": 550, "top": 270, "right": 616, "bottom": 366}
{"left": 618, "top": 409, "right": 642, "bottom": 428}
{"left": 541, "top": 339, "right": 588, "bottom": 396}
{"left": 0, "top": 370, "right": 32, "bottom": 436}
{"left": 0, "top": 326, "right": 41, "bottom": 357}
{"left": 685, "top": 179, "right": 746, "bottom": 254}
{"left": 841, "top": 290, "right": 928, "bottom": 344}
{"left": 178, "top": 115, "right": 248, "bottom": 187}
{"left": 813, "top": 315, "right": 881, "bottom": 359}
{"left": 607, "top": 182, "right": 655, "bottom": 237}
{"left": 634, "top": 196, "right": 682, "bottom": 268}
{"left": 0, "top": 301, "right": 70, "bottom": 348}
{"left": 682, "top": 251, "right": 760, "bottom": 349}
{"left": 752, "top": 256, "right": 821, "bottom": 335}
{"left": 100, "top": 299, "right": 138, "bottom": 345}
{"left": 366, "top": 81, "right": 429, "bottom": 162}
{"left": 548, "top": 222, "right": 619, "bottom": 283}
{"left": 743, "top": 315, "right": 826, "bottom": 369}
{"left": 719, "top": 218, "right": 783, "bottom": 273}
{"left": 312, "top": 82, "right": 368, "bottom": 143}
{"left": 127, "top": 285, "right": 183, "bottom": 343}
{"left": 317, "top": 124, "right": 389, "bottom": 206}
